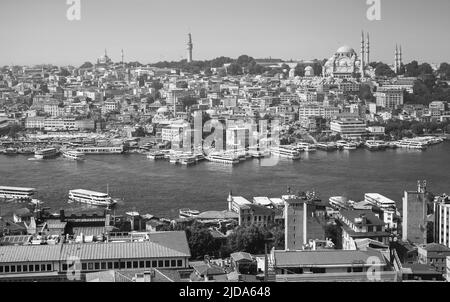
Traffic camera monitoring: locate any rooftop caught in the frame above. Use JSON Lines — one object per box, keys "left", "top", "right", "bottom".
{"left": 274, "top": 249, "right": 387, "bottom": 268}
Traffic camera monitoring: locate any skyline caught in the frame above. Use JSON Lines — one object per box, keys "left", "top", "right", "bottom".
{"left": 1, "top": 0, "right": 450, "bottom": 66}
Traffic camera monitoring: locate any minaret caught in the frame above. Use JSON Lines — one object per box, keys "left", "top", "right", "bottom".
{"left": 360, "top": 31, "right": 365, "bottom": 77}
{"left": 187, "top": 33, "right": 193, "bottom": 63}
{"left": 399, "top": 45, "right": 403, "bottom": 68}
{"left": 121, "top": 49, "right": 124, "bottom": 67}
{"left": 394, "top": 45, "right": 399, "bottom": 74}
{"left": 366, "top": 32, "right": 370, "bottom": 65}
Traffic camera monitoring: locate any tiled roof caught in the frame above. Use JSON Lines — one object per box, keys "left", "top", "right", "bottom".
{"left": 230, "top": 252, "right": 253, "bottom": 262}
{"left": 0, "top": 231, "right": 190, "bottom": 263}
{"left": 0, "top": 244, "right": 63, "bottom": 263}
{"left": 274, "top": 249, "right": 386, "bottom": 268}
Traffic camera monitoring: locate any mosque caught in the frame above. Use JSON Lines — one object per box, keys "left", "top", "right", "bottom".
{"left": 322, "top": 32, "right": 370, "bottom": 79}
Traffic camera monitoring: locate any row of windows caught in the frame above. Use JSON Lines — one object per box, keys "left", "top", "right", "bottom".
{"left": 1, "top": 258, "right": 185, "bottom": 275}
{"left": 0, "top": 263, "right": 52, "bottom": 274}
{"left": 62, "top": 259, "right": 184, "bottom": 272}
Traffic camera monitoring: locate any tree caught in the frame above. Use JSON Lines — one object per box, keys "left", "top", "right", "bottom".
{"left": 438, "top": 63, "right": 450, "bottom": 80}
{"left": 227, "top": 225, "right": 270, "bottom": 254}
{"left": 294, "top": 64, "right": 305, "bottom": 77}
{"left": 418, "top": 63, "right": 433, "bottom": 75}
{"left": 375, "top": 63, "right": 396, "bottom": 78}
{"left": 186, "top": 223, "right": 216, "bottom": 260}
{"left": 227, "top": 63, "right": 242, "bottom": 76}
{"left": 404, "top": 61, "right": 419, "bottom": 77}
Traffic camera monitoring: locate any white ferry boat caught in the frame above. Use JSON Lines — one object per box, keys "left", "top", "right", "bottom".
{"left": 0, "top": 186, "right": 36, "bottom": 201}
{"left": 62, "top": 150, "right": 85, "bottom": 161}
{"left": 364, "top": 140, "right": 388, "bottom": 151}
{"left": 179, "top": 208, "right": 200, "bottom": 219}
{"left": 329, "top": 196, "right": 354, "bottom": 210}
{"left": 75, "top": 146, "right": 124, "bottom": 154}
{"left": 206, "top": 153, "right": 240, "bottom": 165}
{"left": 395, "top": 139, "right": 427, "bottom": 150}
{"left": 270, "top": 146, "right": 301, "bottom": 160}
{"left": 146, "top": 151, "right": 166, "bottom": 160}
{"left": 296, "top": 142, "right": 317, "bottom": 152}
{"left": 68, "top": 189, "right": 118, "bottom": 207}
{"left": 34, "top": 148, "right": 58, "bottom": 160}
{"left": 336, "top": 141, "right": 357, "bottom": 150}
{"left": 316, "top": 142, "right": 338, "bottom": 151}
{"left": 180, "top": 156, "right": 197, "bottom": 166}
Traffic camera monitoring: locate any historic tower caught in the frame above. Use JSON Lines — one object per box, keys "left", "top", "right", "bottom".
{"left": 365, "top": 32, "right": 370, "bottom": 65}
{"left": 360, "top": 31, "right": 365, "bottom": 78}
{"left": 187, "top": 33, "right": 193, "bottom": 63}
{"left": 394, "top": 44, "right": 403, "bottom": 74}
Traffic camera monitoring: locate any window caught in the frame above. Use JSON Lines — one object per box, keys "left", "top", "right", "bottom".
{"left": 108, "top": 262, "right": 113, "bottom": 270}
{"left": 88, "top": 263, "right": 93, "bottom": 270}
{"left": 23, "top": 265, "right": 28, "bottom": 272}
{"left": 17, "top": 266, "right": 22, "bottom": 273}
{"left": 152, "top": 261, "right": 157, "bottom": 267}
{"left": 62, "top": 264, "right": 68, "bottom": 271}
{"left": 158, "top": 260, "right": 163, "bottom": 267}
{"left": 82, "top": 263, "right": 87, "bottom": 271}
{"left": 127, "top": 261, "right": 132, "bottom": 269}
{"left": 94, "top": 263, "right": 100, "bottom": 270}
{"left": 146, "top": 261, "right": 151, "bottom": 268}
{"left": 177, "top": 260, "right": 183, "bottom": 267}
{"left": 353, "top": 267, "right": 363, "bottom": 273}
{"left": 41, "top": 264, "right": 46, "bottom": 271}
{"left": 11, "top": 266, "right": 16, "bottom": 273}
{"left": 5, "top": 266, "right": 9, "bottom": 273}
{"left": 47, "top": 264, "right": 51, "bottom": 271}
{"left": 0, "top": 266, "right": 3, "bottom": 273}
{"left": 165, "top": 260, "right": 170, "bottom": 267}
{"left": 35, "top": 264, "right": 40, "bottom": 272}
{"left": 133, "top": 261, "right": 138, "bottom": 269}
{"left": 171, "top": 260, "right": 176, "bottom": 267}
{"left": 115, "top": 262, "right": 120, "bottom": 269}
{"left": 101, "top": 263, "right": 106, "bottom": 270}
{"left": 29, "top": 265, "right": 34, "bottom": 272}
{"left": 139, "top": 261, "right": 144, "bottom": 268}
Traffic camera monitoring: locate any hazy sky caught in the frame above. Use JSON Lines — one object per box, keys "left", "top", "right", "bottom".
{"left": 0, "top": 0, "right": 449, "bottom": 66}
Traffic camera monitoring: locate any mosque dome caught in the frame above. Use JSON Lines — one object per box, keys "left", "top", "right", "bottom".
{"left": 336, "top": 46, "right": 355, "bottom": 54}
{"left": 157, "top": 106, "right": 169, "bottom": 114}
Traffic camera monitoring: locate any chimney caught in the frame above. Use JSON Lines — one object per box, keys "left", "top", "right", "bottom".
{"left": 59, "top": 209, "right": 65, "bottom": 221}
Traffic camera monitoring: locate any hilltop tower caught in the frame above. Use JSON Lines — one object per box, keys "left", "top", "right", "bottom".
{"left": 187, "top": 33, "right": 193, "bottom": 63}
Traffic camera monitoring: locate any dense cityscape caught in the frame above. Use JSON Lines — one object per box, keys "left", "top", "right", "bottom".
{"left": 1, "top": 3, "right": 450, "bottom": 285}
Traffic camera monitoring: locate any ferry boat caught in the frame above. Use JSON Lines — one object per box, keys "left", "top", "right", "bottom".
{"left": 68, "top": 189, "right": 117, "bottom": 207}
{"left": 296, "top": 142, "right": 317, "bottom": 152}
{"left": 179, "top": 208, "right": 200, "bottom": 219}
{"left": 336, "top": 141, "right": 357, "bottom": 150}
{"left": 206, "top": 153, "right": 240, "bottom": 165}
{"left": 364, "top": 140, "right": 388, "bottom": 151}
{"left": 270, "top": 146, "right": 301, "bottom": 160}
{"left": 147, "top": 151, "right": 166, "bottom": 160}
{"left": 395, "top": 139, "right": 428, "bottom": 150}
{"left": 62, "top": 150, "right": 85, "bottom": 161}
{"left": 329, "top": 196, "right": 354, "bottom": 210}
{"left": 180, "top": 156, "right": 197, "bottom": 166}
{"left": 316, "top": 142, "right": 338, "bottom": 151}
{"left": 169, "top": 156, "right": 180, "bottom": 164}
{"left": 34, "top": 148, "right": 58, "bottom": 160}
{"left": 0, "top": 186, "right": 36, "bottom": 201}
{"left": 75, "top": 146, "right": 124, "bottom": 154}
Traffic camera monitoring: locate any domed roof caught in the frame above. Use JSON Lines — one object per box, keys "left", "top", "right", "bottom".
{"left": 305, "top": 66, "right": 313, "bottom": 71}
{"left": 336, "top": 46, "right": 355, "bottom": 54}
{"left": 157, "top": 106, "right": 169, "bottom": 113}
